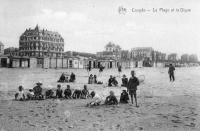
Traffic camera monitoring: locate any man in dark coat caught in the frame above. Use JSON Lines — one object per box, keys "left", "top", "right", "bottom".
{"left": 127, "top": 70, "right": 139, "bottom": 107}
{"left": 168, "top": 64, "right": 175, "bottom": 82}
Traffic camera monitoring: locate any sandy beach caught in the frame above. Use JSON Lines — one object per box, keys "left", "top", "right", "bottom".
{"left": 0, "top": 67, "right": 200, "bottom": 131}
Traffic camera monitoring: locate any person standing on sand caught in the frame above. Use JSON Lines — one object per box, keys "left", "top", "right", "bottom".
{"left": 168, "top": 64, "right": 175, "bottom": 82}
{"left": 127, "top": 70, "right": 139, "bottom": 107}
{"left": 118, "top": 65, "right": 122, "bottom": 77}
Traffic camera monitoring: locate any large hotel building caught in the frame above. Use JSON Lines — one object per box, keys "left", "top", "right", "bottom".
{"left": 19, "top": 25, "right": 64, "bottom": 58}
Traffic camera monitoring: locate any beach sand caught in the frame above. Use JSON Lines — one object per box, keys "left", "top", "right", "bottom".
{"left": 0, "top": 67, "right": 200, "bottom": 131}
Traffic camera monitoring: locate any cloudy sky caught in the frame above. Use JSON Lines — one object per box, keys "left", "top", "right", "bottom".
{"left": 0, "top": 0, "right": 200, "bottom": 58}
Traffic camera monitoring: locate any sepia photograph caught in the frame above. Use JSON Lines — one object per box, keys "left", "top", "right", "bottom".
{"left": 0, "top": 0, "right": 200, "bottom": 131}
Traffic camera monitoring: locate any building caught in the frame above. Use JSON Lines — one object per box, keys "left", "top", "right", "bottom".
{"left": 181, "top": 54, "right": 189, "bottom": 63}
{"left": 0, "top": 41, "right": 4, "bottom": 55}
{"left": 167, "top": 53, "right": 177, "bottom": 62}
{"left": 19, "top": 25, "right": 64, "bottom": 58}
{"left": 153, "top": 51, "right": 166, "bottom": 62}
{"left": 4, "top": 47, "right": 19, "bottom": 56}
{"left": 130, "top": 47, "right": 154, "bottom": 67}
{"left": 189, "top": 54, "right": 198, "bottom": 62}
{"left": 97, "top": 42, "right": 121, "bottom": 59}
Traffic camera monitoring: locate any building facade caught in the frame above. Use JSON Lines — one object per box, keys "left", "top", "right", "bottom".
{"left": 4, "top": 47, "right": 19, "bottom": 56}
{"left": 0, "top": 41, "right": 4, "bottom": 55}
{"left": 167, "top": 53, "right": 177, "bottom": 62}
{"left": 19, "top": 25, "right": 64, "bottom": 58}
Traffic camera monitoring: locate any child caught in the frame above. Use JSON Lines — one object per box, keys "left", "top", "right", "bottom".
{"left": 120, "top": 90, "right": 129, "bottom": 104}
{"left": 69, "top": 72, "right": 76, "bottom": 82}
{"left": 108, "top": 75, "right": 113, "bottom": 87}
{"left": 15, "top": 86, "right": 25, "bottom": 101}
{"left": 45, "top": 89, "right": 54, "bottom": 99}
{"left": 81, "top": 85, "right": 89, "bottom": 99}
{"left": 64, "top": 85, "right": 72, "bottom": 99}
{"left": 56, "top": 84, "right": 63, "bottom": 98}
{"left": 121, "top": 74, "right": 128, "bottom": 87}
{"left": 33, "top": 81, "right": 44, "bottom": 100}
{"left": 105, "top": 91, "right": 118, "bottom": 105}
{"left": 27, "top": 89, "right": 34, "bottom": 100}
{"left": 88, "top": 74, "right": 93, "bottom": 84}
{"left": 72, "top": 89, "right": 82, "bottom": 99}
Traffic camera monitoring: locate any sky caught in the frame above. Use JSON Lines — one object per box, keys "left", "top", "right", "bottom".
{"left": 0, "top": 0, "right": 200, "bottom": 59}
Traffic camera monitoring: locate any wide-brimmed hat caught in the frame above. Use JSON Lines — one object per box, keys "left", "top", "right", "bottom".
{"left": 123, "top": 74, "right": 126, "bottom": 77}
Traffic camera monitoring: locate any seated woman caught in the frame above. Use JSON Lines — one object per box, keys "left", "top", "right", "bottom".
{"left": 15, "top": 85, "right": 25, "bottom": 101}
{"left": 121, "top": 74, "right": 128, "bottom": 87}
{"left": 26, "top": 89, "right": 34, "bottom": 100}
{"left": 56, "top": 84, "right": 63, "bottom": 99}
{"left": 120, "top": 90, "right": 129, "bottom": 104}
{"left": 69, "top": 72, "right": 76, "bottom": 82}
{"left": 81, "top": 85, "right": 89, "bottom": 99}
{"left": 45, "top": 89, "right": 54, "bottom": 99}
{"left": 64, "top": 85, "right": 72, "bottom": 99}
{"left": 58, "top": 73, "right": 66, "bottom": 83}
{"left": 33, "top": 81, "right": 44, "bottom": 100}
{"left": 88, "top": 74, "right": 93, "bottom": 84}
{"left": 104, "top": 91, "right": 118, "bottom": 105}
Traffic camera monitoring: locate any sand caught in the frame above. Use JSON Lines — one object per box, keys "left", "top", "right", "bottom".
{"left": 0, "top": 67, "right": 200, "bottom": 131}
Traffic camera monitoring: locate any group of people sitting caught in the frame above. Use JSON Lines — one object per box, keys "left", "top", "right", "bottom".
{"left": 15, "top": 82, "right": 95, "bottom": 101}
{"left": 108, "top": 75, "right": 118, "bottom": 87}
{"left": 88, "top": 74, "right": 103, "bottom": 84}
{"left": 87, "top": 89, "right": 129, "bottom": 107}
{"left": 15, "top": 81, "right": 44, "bottom": 101}
{"left": 57, "top": 72, "right": 76, "bottom": 83}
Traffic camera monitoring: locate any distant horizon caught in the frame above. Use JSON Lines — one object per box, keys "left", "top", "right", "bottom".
{"left": 0, "top": 0, "right": 200, "bottom": 59}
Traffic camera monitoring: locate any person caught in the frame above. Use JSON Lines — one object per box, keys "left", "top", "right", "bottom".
{"left": 58, "top": 73, "right": 66, "bottom": 82}
{"left": 90, "top": 91, "right": 96, "bottom": 98}
{"left": 99, "top": 64, "right": 104, "bottom": 72}
{"left": 72, "top": 89, "right": 82, "bottom": 99}
{"left": 81, "top": 85, "right": 89, "bottom": 99}
{"left": 56, "top": 84, "right": 63, "bottom": 98}
{"left": 86, "top": 93, "right": 102, "bottom": 107}
{"left": 64, "top": 85, "right": 72, "bottom": 99}
{"left": 105, "top": 91, "right": 118, "bottom": 105}
{"left": 120, "top": 90, "right": 129, "bottom": 104}
{"left": 121, "top": 74, "right": 128, "bottom": 87}
{"left": 33, "top": 81, "right": 44, "bottom": 100}
{"left": 127, "top": 70, "right": 139, "bottom": 107}
{"left": 45, "top": 89, "right": 54, "bottom": 99}
{"left": 87, "top": 64, "right": 91, "bottom": 72}
{"left": 168, "top": 64, "right": 175, "bottom": 82}
{"left": 93, "top": 75, "right": 97, "bottom": 84}
{"left": 112, "top": 77, "right": 118, "bottom": 86}
{"left": 15, "top": 85, "right": 25, "bottom": 101}
{"left": 98, "top": 64, "right": 105, "bottom": 76}
{"left": 27, "top": 89, "right": 34, "bottom": 100}
{"left": 88, "top": 74, "right": 93, "bottom": 84}
{"left": 108, "top": 75, "right": 113, "bottom": 87}
{"left": 118, "top": 65, "right": 122, "bottom": 76}
{"left": 69, "top": 72, "right": 76, "bottom": 82}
